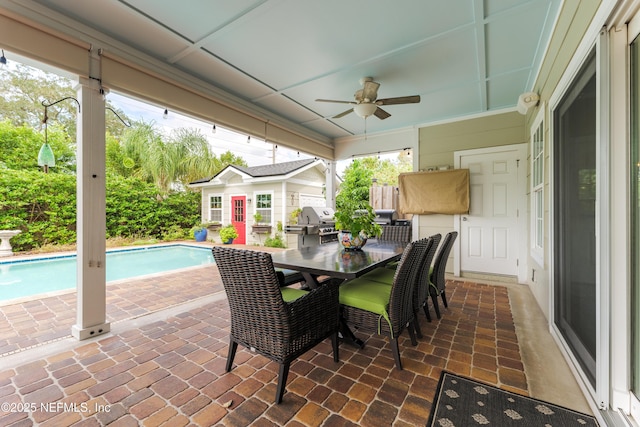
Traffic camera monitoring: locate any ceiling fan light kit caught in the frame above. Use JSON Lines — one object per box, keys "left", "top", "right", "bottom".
{"left": 316, "top": 77, "right": 420, "bottom": 120}
{"left": 353, "top": 103, "right": 378, "bottom": 118}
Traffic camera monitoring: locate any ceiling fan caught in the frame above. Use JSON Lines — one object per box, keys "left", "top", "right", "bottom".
{"left": 316, "top": 77, "right": 420, "bottom": 120}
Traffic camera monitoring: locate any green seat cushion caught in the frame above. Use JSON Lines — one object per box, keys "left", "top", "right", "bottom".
{"left": 361, "top": 268, "right": 395, "bottom": 284}
{"left": 339, "top": 278, "right": 391, "bottom": 316}
{"left": 280, "top": 287, "right": 308, "bottom": 302}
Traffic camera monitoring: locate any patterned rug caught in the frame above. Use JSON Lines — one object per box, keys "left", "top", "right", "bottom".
{"left": 428, "top": 371, "right": 599, "bottom": 426}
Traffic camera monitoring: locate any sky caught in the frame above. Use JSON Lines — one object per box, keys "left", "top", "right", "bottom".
{"left": 107, "top": 92, "right": 312, "bottom": 167}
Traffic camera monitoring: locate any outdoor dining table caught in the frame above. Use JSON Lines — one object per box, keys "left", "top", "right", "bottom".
{"left": 271, "top": 240, "right": 407, "bottom": 348}
{"left": 270, "top": 240, "right": 406, "bottom": 289}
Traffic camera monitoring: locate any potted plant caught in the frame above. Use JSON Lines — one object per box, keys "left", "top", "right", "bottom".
{"left": 219, "top": 224, "right": 238, "bottom": 244}
{"left": 191, "top": 224, "right": 208, "bottom": 242}
{"left": 333, "top": 201, "right": 382, "bottom": 250}
{"left": 251, "top": 212, "right": 272, "bottom": 234}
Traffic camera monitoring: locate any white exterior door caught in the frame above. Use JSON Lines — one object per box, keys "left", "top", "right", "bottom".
{"left": 455, "top": 144, "right": 527, "bottom": 279}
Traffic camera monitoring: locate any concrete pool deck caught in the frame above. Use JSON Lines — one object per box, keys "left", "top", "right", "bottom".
{"left": 0, "top": 242, "right": 283, "bottom": 357}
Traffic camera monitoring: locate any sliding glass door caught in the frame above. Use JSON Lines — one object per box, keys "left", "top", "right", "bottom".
{"left": 553, "top": 49, "right": 597, "bottom": 387}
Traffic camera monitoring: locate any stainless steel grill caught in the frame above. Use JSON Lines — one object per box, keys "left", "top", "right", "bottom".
{"left": 285, "top": 206, "right": 339, "bottom": 247}
{"left": 374, "top": 209, "right": 399, "bottom": 225}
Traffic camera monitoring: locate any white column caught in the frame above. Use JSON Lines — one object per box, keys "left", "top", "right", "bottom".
{"left": 71, "top": 74, "right": 110, "bottom": 340}
{"left": 325, "top": 160, "right": 337, "bottom": 209}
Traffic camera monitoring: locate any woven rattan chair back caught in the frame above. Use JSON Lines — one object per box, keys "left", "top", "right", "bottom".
{"left": 379, "top": 225, "right": 412, "bottom": 244}
{"left": 213, "top": 246, "right": 340, "bottom": 403}
{"left": 388, "top": 237, "right": 434, "bottom": 335}
{"left": 412, "top": 234, "right": 441, "bottom": 325}
{"left": 430, "top": 231, "right": 458, "bottom": 308}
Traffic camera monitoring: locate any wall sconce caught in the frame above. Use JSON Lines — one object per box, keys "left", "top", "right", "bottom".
{"left": 517, "top": 92, "right": 539, "bottom": 115}
{"left": 0, "top": 50, "right": 7, "bottom": 68}
{"left": 163, "top": 108, "right": 168, "bottom": 119}
{"left": 247, "top": 198, "right": 252, "bottom": 204}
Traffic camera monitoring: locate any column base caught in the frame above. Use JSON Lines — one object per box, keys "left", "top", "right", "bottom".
{"left": 71, "top": 322, "right": 111, "bottom": 340}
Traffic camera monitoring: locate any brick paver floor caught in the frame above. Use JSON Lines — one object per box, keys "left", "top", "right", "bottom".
{"left": 0, "top": 275, "right": 525, "bottom": 426}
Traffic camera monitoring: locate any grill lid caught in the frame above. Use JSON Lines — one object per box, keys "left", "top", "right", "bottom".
{"left": 300, "top": 206, "right": 336, "bottom": 225}
{"left": 374, "top": 209, "right": 399, "bottom": 225}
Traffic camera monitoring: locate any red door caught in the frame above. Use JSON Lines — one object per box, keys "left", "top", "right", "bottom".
{"left": 231, "top": 196, "right": 246, "bottom": 244}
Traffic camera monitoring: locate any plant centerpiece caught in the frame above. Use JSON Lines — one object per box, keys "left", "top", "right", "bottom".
{"left": 251, "top": 212, "right": 272, "bottom": 234}
{"left": 333, "top": 201, "right": 382, "bottom": 251}
{"left": 219, "top": 224, "right": 238, "bottom": 244}
{"left": 191, "top": 224, "right": 208, "bottom": 242}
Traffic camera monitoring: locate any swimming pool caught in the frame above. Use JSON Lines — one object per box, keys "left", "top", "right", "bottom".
{"left": 0, "top": 244, "right": 214, "bottom": 302}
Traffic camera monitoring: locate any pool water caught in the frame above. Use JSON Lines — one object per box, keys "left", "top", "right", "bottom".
{"left": 0, "top": 245, "right": 214, "bottom": 302}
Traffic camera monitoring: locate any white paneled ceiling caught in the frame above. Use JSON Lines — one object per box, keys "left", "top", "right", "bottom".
{"left": 21, "top": 0, "right": 560, "bottom": 140}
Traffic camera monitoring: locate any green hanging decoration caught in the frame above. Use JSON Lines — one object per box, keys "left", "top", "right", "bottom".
{"left": 39, "top": 97, "right": 80, "bottom": 173}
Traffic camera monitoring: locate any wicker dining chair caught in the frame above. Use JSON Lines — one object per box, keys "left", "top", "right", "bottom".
{"left": 212, "top": 246, "right": 340, "bottom": 404}
{"left": 338, "top": 238, "right": 433, "bottom": 370}
{"left": 429, "top": 231, "right": 458, "bottom": 315}
{"left": 414, "top": 233, "right": 441, "bottom": 324}
{"left": 355, "top": 235, "right": 438, "bottom": 337}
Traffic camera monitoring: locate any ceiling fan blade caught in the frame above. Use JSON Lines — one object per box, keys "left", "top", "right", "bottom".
{"left": 374, "top": 107, "right": 391, "bottom": 120}
{"left": 376, "top": 95, "right": 421, "bottom": 105}
{"left": 316, "top": 99, "right": 354, "bottom": 104}
{"left": 333, "top": 108, "right": 354, "bottom": 119}
{"left": 362, "top": 81, "right": 380, "bottom": 102}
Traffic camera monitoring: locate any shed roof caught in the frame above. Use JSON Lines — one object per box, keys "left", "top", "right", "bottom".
{"left": 189, "top": 158, "right": 320, "bottom": 185}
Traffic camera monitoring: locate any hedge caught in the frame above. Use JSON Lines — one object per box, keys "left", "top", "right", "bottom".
{"left": 0, "top": 169, "right": 200, "bottom": 251}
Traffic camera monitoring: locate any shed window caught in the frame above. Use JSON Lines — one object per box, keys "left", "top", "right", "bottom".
{"left": 209, "top": 195, "right": 222, "bottom": 222}
{"left": 255, "top": 193, "right": 272, "bottom": 224}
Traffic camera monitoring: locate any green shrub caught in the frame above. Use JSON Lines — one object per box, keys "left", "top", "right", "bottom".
{"left": 264, "top": 232, "right": 286, "bottom": 248}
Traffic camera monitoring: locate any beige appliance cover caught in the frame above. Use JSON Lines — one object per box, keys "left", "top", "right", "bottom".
{"left": 398, "top": 169, "right": 470, "bottom": 214}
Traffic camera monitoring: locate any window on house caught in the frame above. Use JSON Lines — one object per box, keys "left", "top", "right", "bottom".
{"left": 531, "top": 112, "right": 544, "bottom": 263}
{"left": 255, "top": 193, "right": 272, "bottom": 224}
{"left": 209, "top": 195, "right": 222, "bottom": 222}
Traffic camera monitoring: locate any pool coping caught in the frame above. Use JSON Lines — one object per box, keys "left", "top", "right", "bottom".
{"left": 0, "top": 242, "right": 215, "bottom": 307}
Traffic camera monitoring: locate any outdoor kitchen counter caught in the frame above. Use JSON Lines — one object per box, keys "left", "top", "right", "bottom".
{"left": 270, "top": 240, "right": 405, "bottom": 288}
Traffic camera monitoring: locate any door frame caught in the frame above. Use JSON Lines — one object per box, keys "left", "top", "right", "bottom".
{"left": 453, "top": 143, "right": 528, "bottom": 283}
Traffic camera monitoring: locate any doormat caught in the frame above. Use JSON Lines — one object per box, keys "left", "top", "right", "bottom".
{"left": 427, "top": 371, "right": 599, "bottom": 426}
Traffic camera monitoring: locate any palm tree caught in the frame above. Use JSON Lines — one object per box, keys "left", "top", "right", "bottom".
{"left": 116, "top": 122, "right": 246, "bottom": 193}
